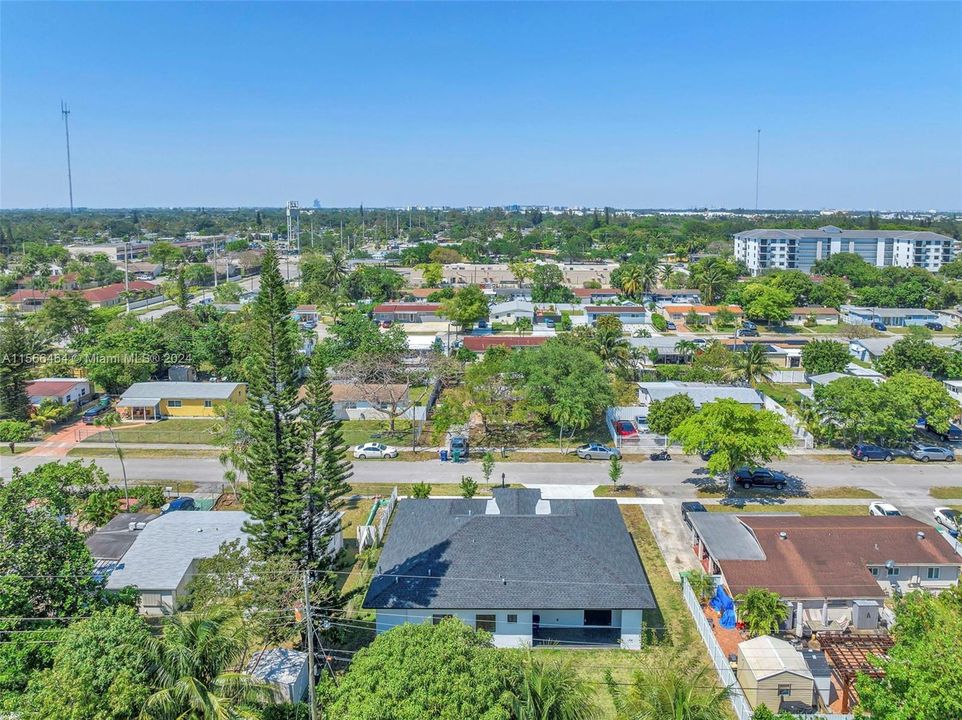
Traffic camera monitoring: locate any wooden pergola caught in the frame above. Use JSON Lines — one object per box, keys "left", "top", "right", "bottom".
{"left": 819, "top": 631, "right": 895, "bottom": 713}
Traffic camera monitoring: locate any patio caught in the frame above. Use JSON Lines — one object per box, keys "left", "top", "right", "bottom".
{"left": 533, "top": 626, "right": 622, "bottom": 648}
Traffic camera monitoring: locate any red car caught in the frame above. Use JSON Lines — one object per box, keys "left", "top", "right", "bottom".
{"left": 615, "top": 420, "right": 637, "bottom": 437}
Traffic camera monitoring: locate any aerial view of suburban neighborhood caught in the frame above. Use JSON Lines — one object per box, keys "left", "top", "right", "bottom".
{"left": 1, "top": 2, "right": 960, "bottom": 720}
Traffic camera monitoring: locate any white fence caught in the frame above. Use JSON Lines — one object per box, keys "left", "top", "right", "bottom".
{"left": 356, "top": 486, "right": 398, "bottom": 551}
{"left": 680, "top": 578, "right": 853, "bottom": 720}
{"left": 762, "top": 395, "right": 815, "bottom": 449}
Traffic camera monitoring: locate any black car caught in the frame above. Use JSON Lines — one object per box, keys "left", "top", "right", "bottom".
{"left": 737, "top": 328, "right": 759, "bottom": 337}
{"left": 733, "top": 467, "right": 788, "bottom": 490}
{"left": 924, "top": 322, "right": 944, "bottom": 331}
{"left": 681, "top": 501, "right": 707, "bottom": 529}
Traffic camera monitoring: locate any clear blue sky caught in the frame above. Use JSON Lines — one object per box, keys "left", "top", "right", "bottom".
{"left": 2, "top": 2, "right": 960, "bottom": 210}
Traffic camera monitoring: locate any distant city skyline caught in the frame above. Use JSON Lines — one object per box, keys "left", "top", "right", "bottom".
{"left": 1, "top": 2, "right": 960, "bottom": 211}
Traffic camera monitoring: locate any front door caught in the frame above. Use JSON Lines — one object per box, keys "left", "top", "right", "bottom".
{"left": 584, "top": 610, "right": 612, "bottom": 627}
{"left": 532, "top": 614, "right": 540, "bottom": 632}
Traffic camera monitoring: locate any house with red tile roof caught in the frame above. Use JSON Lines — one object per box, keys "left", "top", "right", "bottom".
{"left": 660, "top": 304, "right": 743, "bottom": 324}
{"left": 462, "top": 335, "right": 548, "bottom": 352}
{"left": 82, "top": 280, "right": 159, "bottom": 307}
{"left": 372, "top": 303, "right": 443, "bottom": 323}
{"left": 4, "top": 289, "right": 65, "bottom": 312}
{"left": 27, "top": 378, "right": 92, "bottom": 407}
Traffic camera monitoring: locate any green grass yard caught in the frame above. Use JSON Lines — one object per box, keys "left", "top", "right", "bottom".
{"left": 82, "top": 418, "right": 223, "bottom": 444}
{"left": 696, "top": 485, "right": 878, "bottom": 499}
{"left": 929, "top": 487, "right": 962, "bottom": 500}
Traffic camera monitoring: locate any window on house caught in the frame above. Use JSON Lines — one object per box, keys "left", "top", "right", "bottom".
{"left": 204, "top": 400, "right": 213, "bottom": 408}
{"left": 927, "top": 567, "right": 941, "bottom": 580}
{"left": 476, "top": 614, "right": 496, "bottom": 632}
{"left": 167, "top": 400, "right": 182, "bottom": 408}
{"left": 777, "top": 684, "right": 792, "bottom": 697}
{"left": 887, "top": 567, "right": 900, "bottom": 577}
{"left": 506, "top": 614, "right": 518, "bottom": 624}
{"left": 432, "top": 614, "right": 453, "bottom": 625}
{"left": 870, "top": 567, "right": 879, "bottom": 576}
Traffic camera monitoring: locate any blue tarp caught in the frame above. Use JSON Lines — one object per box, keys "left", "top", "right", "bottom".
{"left": 710, "top": 585, "right": 737, "bottom": 629}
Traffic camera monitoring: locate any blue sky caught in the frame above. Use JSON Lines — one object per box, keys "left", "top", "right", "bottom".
{"left": 2, "top": 2, "right": 960, "bottom": 210}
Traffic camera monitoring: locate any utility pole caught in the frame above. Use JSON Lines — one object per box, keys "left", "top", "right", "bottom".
{"left": 61, "top": 101, "right": 74, "bottom": 212}
{"left": 754, "top": 128, "right": 761, "bottom": 212}
{"left": 303, "top": 572, "right": 318, "bottom": 720}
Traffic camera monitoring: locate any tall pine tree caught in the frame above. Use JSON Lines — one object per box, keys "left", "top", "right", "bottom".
{"left": 242, "top": 244, "right": 307, "bottom": 560}
{"left": 300, "top": 347, "right": 353, "bottom": 576}
{"left": 0, "top": 314, "right": 31, "bottom": 420}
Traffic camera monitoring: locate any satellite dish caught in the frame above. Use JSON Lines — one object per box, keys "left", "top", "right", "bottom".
{"left": 885, "top": 560, "right": 896, "bottom": 570}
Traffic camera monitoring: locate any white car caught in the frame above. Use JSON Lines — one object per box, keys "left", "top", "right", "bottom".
{"left": 933, "top": 507, "right": 961, "bottom": 535}
{"left": 353, "top": 442, "right": 399, "bottom": 459}
{"left": 868, "top": 502, "right": 901, "bottom": 517}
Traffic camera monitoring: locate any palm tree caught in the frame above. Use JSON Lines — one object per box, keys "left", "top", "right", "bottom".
{"left": 606, "top": 658, "right": 731, "bottom": 720}
{"left": 725, "top": 343, "right": 777, "bottom": 386}
{"left": 141, "top": 609, "right": 272, "bottom": 720}
{"left": 617, "top": 264, "right": 644, "bottom": 299}
{"left": 511, "top": 652, "right": 598, "bottom": 720}
{"left": 686, "top": 569, "right": 717, "bottom": 605}
{"left": 735, "top": 587, "right": 789, "bottom": 637}
{"left": 638, "top": 261, "right": 658, "bottom": 294}
{"left": 324, "top": 248, "right": 349, "bottom": 289}
{"left": 673, "top": 339, "right": 699, "bottom": 364}
{"left": 514, "top": 316, "right": 533, "bottom": 336}
{"left": 658, "top": 263, "right": 674, "bottom": 288}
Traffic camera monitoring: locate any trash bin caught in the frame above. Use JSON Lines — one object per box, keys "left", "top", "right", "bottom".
{"left": 452, "top": 449, "right": 461, "bottom": 463}
{"left": 439, "top": 449, "right": 448, "bottom": 462}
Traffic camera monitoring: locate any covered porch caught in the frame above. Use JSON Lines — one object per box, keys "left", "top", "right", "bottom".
{"left": 533, "top": 626, "right": 621, "bottom": 648}
{"left": 531, "top": 609, "right": 629, "bottom": 649}
{"left": 117, "top": 397, "right": 161, "bottom": 422}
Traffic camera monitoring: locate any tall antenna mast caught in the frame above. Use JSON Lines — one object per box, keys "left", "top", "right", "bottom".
{"left": 61, "top": 101, "right": 75, "bottom": 212}
{"left": 754, "top": 128, "right": 761, "bottom": 211}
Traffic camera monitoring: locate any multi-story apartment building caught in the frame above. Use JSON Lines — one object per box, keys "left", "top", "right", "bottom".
{"left": 733, "top": 225, "right": 955, "bottom": 275}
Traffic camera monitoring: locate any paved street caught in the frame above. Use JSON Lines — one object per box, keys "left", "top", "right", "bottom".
{"left": 4, "top": 453, "right": 959, "bottom": 499}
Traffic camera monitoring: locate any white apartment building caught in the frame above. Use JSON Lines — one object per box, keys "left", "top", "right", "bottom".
{"left": 733, "top": 225, "right": 955, "bottom": 275}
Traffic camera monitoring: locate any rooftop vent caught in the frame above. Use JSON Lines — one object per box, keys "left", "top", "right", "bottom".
{"left": 779, "top": 531, "right": 788, "bottom": 540}
{"left": 917, "top": 531, "right": 926, "bottom": 540}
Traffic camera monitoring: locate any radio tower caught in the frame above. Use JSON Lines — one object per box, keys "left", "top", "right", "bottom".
{"left": 61, "top": 101, "right": 75, "bottom": 212}
{"left": 286, "top": 201, "right": 301, "bottom": 253}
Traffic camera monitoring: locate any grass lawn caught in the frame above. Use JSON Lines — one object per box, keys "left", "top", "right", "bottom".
{"left": 755, "top": 381, "right": 807, "bottom": 407}
{"left": 707, "top": 503, "right": 867, "bottom": 516}
{"left": 0, "top": 447, "right": 29, "bottom": 455}
{"left": 68, "top": 447, "right": 222, "bottom": 459}
{"left": 930, "top": 487, "right": 962, "bottom": 499}
{"left": 82, "top": 418, "right": 223, "bottom": 444}
{"left": 594, "top": 485, "right": 648, "bottom": 497}
{"left": 537, "top": 506, "right": 711, "bottom": 716}
{"left": 797, "top": 323, "right": 844, "bottom": 335}
{"left": 696, "top": 485, "right": 878, "bottom": 499}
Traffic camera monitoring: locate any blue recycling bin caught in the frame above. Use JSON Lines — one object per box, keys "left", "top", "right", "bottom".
{"left": 439, "top": 449, "right": 449, "bottom": 462}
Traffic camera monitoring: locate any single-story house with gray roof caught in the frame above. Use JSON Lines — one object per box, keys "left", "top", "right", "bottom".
{"left": 362, "top": 488, "right": 656, "bottom": 649}
{"left": 637, "top": 381, "right": 764, "bottom": 409}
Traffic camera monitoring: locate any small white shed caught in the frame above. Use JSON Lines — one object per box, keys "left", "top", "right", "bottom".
{"left": 247, "top": 648, "right": 309, "bottom": 703}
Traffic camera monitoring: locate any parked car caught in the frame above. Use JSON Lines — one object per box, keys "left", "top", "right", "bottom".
{"left": 161, "top": 497, "right": 196, "bottom": 513}
{"left": 871, "top": 321, "right": 887, "bottom": 332}
{"left": 742, "top": 320, "right": 757, "bottom": 331}
{"left": 737, "top": 328, "right": 759, "bottom": 337}
{"left": 545, "top": 319, "right": 556, "bottom": 329}
{"left": 868, "top": 502, "right": 902, "bottom": 517}
{"left": 198, "top": 297, "right": 213, "bottom": 306}
{"left": 614, "top": 420, "right": 638, "bottom": 437}
{"left": 909, "top": 443, "right": 955, "bottom": 462}
{"left": 380, "top": 320, "right": 393, "bottom": 329}
{"left": 733, "top": 467, "right": 789, "bottom": 490}
{"left": 924, "top": 321, "right": 944, "bottom": 331}
{"left": 575, "top": 443, "right": 621, "bottom": 460}
{"left": 82, "top": 401, "right": 111, "bottom": 424}
{"left": 665, "top": 321, "right": 677, "bottom": 330}
{"left": 933, "top": 507, "right": 960, "bottom": 537}
{"left": 681, "top": 501, "right": 707, "bottom": 529}
{"left": 449, "top": 436, "right": 469, "bottom": 460}
{"left": 927, "top": 422, "right": 962, "bottom": 443}
{"left": 851, "top": 443, "right": 895, "bottom": 462}
{"left": 699, "top": 447, "right": 716, "bottom": 461}
{"left": 301, "top": 320, "right": 317, "bottom": 330}
{"left": 353, "top": 442, "right": 399, "bottom": 459}
{"left": 477, "top": 320, "right": 488, "bottom": 329}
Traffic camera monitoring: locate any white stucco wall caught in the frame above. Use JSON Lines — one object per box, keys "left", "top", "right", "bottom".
{"left": 620, "top": 609, "right": 643, "bottom": 650}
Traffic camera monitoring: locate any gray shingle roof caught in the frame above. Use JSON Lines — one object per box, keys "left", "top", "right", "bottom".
{"left": 688, "top": 513, "right": 769, "bottom": 560}
{"left": 638, "top": 382, "right": 764, "bottom": 407}
{"left": 363, "top": 489, "right": 655, "bottom": 611}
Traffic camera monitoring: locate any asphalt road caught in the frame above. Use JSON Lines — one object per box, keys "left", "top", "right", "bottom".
{"left": 3, "top": 454, "right": 959, "bottom": 503}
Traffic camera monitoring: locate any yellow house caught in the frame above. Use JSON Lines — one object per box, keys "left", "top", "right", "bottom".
{"left": 117, "top": 381, "right": 247, "bottom": 421}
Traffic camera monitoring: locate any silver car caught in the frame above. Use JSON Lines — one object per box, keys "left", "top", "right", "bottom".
{"left": 575, "top": 443, "right": 621, "bottom": 460}
{"left": 909, "top": 443, "right": 955, "bottom": 462}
